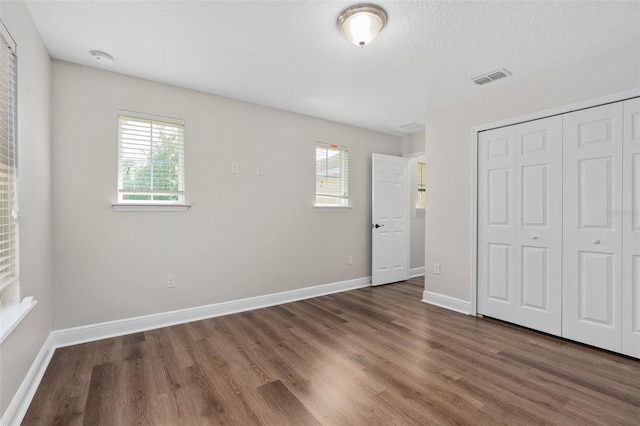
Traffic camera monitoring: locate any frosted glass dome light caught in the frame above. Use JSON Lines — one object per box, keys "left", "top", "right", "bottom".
{"left": 337, "top": 4, "right": 387, "bottom": 47}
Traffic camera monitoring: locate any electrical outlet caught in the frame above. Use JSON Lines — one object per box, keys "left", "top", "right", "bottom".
{"left": 257, "top": 165, "right": 264, "bottom": 176}
{"left": 231, "top": 162, "right": 239, "bottom": 174}
{"left": 347, "top": 255, "right": 353, "bottom": 265}
{"left": 433, "top": 263, "right": 441, "bottom": 275}
{"left": 166, "top": 274, "right": 176, "bottom": 288}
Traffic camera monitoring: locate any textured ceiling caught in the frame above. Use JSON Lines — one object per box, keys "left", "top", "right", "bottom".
{"left": 26, "top": 0, "right": 640, "bottom": 135}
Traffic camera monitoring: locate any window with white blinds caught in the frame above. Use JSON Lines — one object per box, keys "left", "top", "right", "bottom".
{"left": 417, "top": 160, "right": 426, "bottom": 208}
{"left": 117, "top": 110, "right": 185, "bottom": 203}
{"left": 0, "top": 23, "right": 18, "bottom": 297}
{"left": 315, "top": 143, "right": 349, "bottom": 207}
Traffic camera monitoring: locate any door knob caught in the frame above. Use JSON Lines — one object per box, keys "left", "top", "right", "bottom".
{"left": 530, "top": 235, "right": 538, "bottom": 240}
{"left": 373, "top": 224, "right": 384, "bottom": 229}
{"left": 592, "top": 239, "right": 600, "bottom": 244}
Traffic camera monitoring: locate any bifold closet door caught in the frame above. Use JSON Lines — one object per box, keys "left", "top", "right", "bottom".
{"left": 478, "top": 126, "right": 516, "bottom": 323}
{"left": 563, "top": 102, "right": 623, "bottom": 352}
{"left": 622, "top": 98, "right": 640, "bottom": 358}
{"left": 478, "top": 117, "right": 562, "bottom": 334}
{"left": 514, "top": 117, "right": 562, "bottom": 335}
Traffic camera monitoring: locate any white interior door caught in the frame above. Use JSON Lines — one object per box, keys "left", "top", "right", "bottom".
{"left": 514, "top": 116, "right": 563, "bottom": 335}
{"left": 622, "top": 98, "right": 640, "bottom": 357}
{"left": 477, "top": 126, "right": 516, "bottom": 322}
{"left": 563, "top": 102, "right": 623, "bottom": 352}
{"left": 372, "top": 154, "right": 409, "bottom": 286}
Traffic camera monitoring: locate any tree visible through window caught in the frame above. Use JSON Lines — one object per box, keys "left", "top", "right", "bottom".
{"left": 118, "top": 111, "right": 185, "bottom": 203}
{"left": 316, "top": 143, "right": 349, "bottom": 207}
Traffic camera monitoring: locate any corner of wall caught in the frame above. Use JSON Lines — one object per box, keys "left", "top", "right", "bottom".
{"left": 0, "top": 0, "right": 54, "bottom": 419}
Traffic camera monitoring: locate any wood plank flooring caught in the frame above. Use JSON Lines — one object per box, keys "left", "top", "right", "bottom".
{"left": 23, "top": 278, "right": 640, "bottom": 425}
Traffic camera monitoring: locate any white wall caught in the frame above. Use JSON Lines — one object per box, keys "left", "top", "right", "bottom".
{"left": 402, "top": 131, "right": 425, "bottom": 155}
{"left": 425, "top": 45, "right": 640, "bottom": 302}
{"left": 52, "top": 61, "right": 401, "bottom": 329}
{"left": 0, "top": 1, "right": 53, "bottom": 416}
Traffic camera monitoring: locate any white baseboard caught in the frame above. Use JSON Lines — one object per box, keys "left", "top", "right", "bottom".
{"left": 1, "top": 334, "right": 56, "bottom": 426}
{"left": 51, "top": 276, "right": 371, "bottom": 348}
{"left": 410, "top": 267, "right": 425, "bottom": 278}
{"left": 3, "top": 276, "right": 371, "bottom": 425}
{"left": 422, "top": 290, "right": 472, "bottom": 315}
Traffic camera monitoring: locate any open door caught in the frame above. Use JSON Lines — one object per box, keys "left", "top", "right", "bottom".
{"left": 372, "top": 154, "right": 410, "bottom": 286}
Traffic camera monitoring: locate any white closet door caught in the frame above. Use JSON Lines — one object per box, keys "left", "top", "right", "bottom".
{"left": 563, "top": 103, "right": 623, "bottom": 352}
{"left": 622, "top": 98, "right": 640, "bottom": 357}
{"left": 514, "top": 116, "right": 563, "bottom": 336}
{"left": 478, "top": 126, "right": 516, "bottom": 322}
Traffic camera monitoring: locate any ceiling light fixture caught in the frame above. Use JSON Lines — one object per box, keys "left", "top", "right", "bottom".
{"left": 90, "top": 50, "right": 114, "bottom": 65}
{"left": 337, "top": 4, "right": 387, "bottom": 47}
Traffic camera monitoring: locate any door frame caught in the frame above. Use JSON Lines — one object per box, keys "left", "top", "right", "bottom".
{"left": 470, "top": 87, "right": 640, "bottom": 316}
{"left": 405, "top": 151, "right": 426, "bottom": 279}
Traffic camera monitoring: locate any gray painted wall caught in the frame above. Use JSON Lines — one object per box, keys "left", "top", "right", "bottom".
{"left": 0, "top": 1, "right": 53, "bottom": 416}
{"left": 51, "top": 61, "right": 401, "bottom": 329}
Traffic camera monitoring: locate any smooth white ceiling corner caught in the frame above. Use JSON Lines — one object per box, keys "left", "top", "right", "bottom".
{"left": 25, "top": 0, "right": 640, "bottom": 136}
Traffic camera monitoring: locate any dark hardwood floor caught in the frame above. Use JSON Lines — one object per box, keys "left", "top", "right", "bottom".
{"left": 23, "top": 278, "right": 640, "bottom": 425}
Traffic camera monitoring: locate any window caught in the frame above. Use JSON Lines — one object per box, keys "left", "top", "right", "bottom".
{"left": 117, "top": 110, "right": 185, "bottom": 203}
{"left": 316, "top": 143, "right": 349, "bottom": 207}
{"left": 417, "top": 160, "right": 426, "bottom": 208}
{"left": 0, "top": 20, "right": 33, "bottom": 343}
{"left": 0, "top": 21, "right": 19, "bottom": 304}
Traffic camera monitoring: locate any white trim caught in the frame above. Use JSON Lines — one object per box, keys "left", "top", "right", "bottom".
{"left": 51, "top": 276, "right": 371, "bottom": 348}
{"left": 117, "top": 109, "right": 184, "bottom": 125}
{"left": 410, "top": 267, "right": 425, "bottom": 278}
{"left": 473, "top": 88, "right": 640, "bottom": 133}
{"left": 470, "top": 124, "right": 478, "bottom": 316}
{"left": 0, "top": 299, "right": 38, "bottom": 344}
{"left": 1, "top": 334, "right": 55, "bottom": 426}
{"left": 470, "top": 88, "right": 640, "bottom": 316}
{"left": 112, "top": 203, "right": 191, "bottom": 212}
{"left": 422, "top": 291, "right": 472, "bottom": 315}
{"left": 313, "top": 205, "right": 352, "bottom": 212}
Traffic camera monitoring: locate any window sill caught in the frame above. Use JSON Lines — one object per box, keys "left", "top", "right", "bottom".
{"left": 112, "top": 203, "right": 191, "bottom": 212}
{"left": 415, "top": 208, "right": 425, "bottom": 212}
{"left": 0, "top": 298, "right": 38, "bottom": 344}
{"left": 313, "top": 205, "right": 353, "bottom": 212}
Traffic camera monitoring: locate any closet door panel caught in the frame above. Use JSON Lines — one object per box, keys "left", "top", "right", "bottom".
{"left": 622, "top": 98, "right": 640, "bottom": 357}
{"left": 515, "top": 116, "right": 563, "bottom": 335}
{"left": 478, "top": 126, "right": 516, "bottom": 322}
{"left": 563, "top": 103, "right": 623, "bottom": 352}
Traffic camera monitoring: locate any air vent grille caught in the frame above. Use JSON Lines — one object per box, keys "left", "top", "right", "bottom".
{"left": 472, "top": 68, "right": 511, "bottom": 86}
{"left": 397, "top": 121, "right": 425, "bottom": 133}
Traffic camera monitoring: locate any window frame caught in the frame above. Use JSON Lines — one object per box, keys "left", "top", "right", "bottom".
{"left": 314, "top": 142, "right": 351, "bottom": 209}
{"left": 114, "top": 110, "right": 190, "bottom": 211}
{"left": 0, "top": 19, "right": 37, "bottom": 344}
{"left": 0, "top": 21, "right": 19, "bottom": 300}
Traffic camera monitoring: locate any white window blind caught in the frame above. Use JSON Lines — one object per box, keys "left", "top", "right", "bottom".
{"left": 316, "top": 143, "right": 349, "bottom": 207}
{"left": 118, "top": 110, "right": 185, "bottom": 203}
{"left": 0, "top": 22, "right": 18, "bottom": 295}
{"left": 417, "top": 160, "right": 426, "bottom": 208}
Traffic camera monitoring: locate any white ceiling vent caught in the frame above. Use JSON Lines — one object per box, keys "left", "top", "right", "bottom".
{"left": 397, "top": 121, "right": 425, "bottom": 133}
{"left": 472, "top": 69, "right": 511, "bottom": 86}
